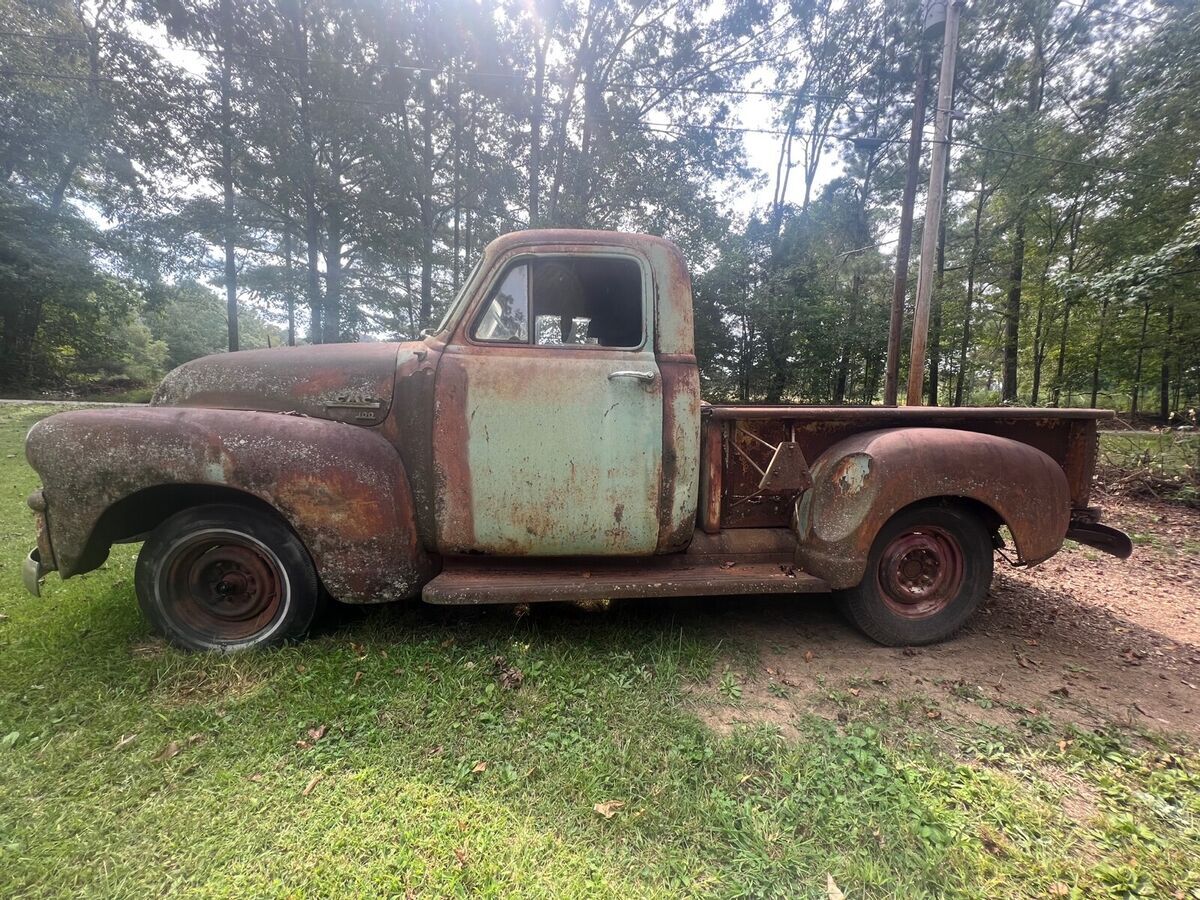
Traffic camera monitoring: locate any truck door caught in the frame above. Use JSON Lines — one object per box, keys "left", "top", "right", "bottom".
{"left": 432, "top": 251, "right": 664, "bottom": 555}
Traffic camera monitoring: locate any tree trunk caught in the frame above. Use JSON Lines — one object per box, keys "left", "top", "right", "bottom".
{"left": 283, "top": 225, "right": 295, "bottom": 346}
{"left": 929, "top": 162, "right": 951, "bottom": 406}
{"left": 1090, "top": 296, "right": 1109, "bottom": 408}
{"left": 834, "top": 274, "right": 863, "bottom": 404}
{"left": 418, "top": 75, "right": 435, "bottom": 329}
{"left": 1050, "top": 298, "right": 1070, "bottom": 407}
{"left": 1131, "top": 298, "right": 1151, "bottom": 417}
{"left": 954, "top": 166, "right": 989, "bottom": 406}
{"left": 292, "top": 0, "right": 323, "bottom": 342}
{"left": 1030, "top": 295, "right": 1046, "bottom": 405}
{"left": 1002, "top": 221, "right": 1026, "bottom": 402}
{"left": 451, "top": 71, "right": 462, "bottom": 291}
{"left": 219, "top": 0, "right": 239, "bottom": 352}
{"left": 1160, "top": 303, "right": 1174, "bottom": 422}
{"left": 529, "top": 25, "right": 549, "bottom": 226}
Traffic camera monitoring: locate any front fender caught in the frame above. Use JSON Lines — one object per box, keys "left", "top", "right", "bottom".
{"left": 25, "top": 407, "right": 431, "bottom": 603}
{"left": 793, "top": 427, "right": 1070, "bottom": 589}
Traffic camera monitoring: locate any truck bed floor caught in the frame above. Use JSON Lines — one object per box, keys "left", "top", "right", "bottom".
{"left": 422, "top": 555, "right": 830, "bottom": 605}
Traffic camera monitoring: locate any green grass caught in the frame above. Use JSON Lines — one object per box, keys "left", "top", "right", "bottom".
{"left": 1, "top": 405, "right": 1198, "bottom": 898}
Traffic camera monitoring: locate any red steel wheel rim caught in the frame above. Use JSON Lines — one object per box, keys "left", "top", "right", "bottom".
{"left": 875, "top": 525, "right": 965, "bottom": 619}
{"left": 163, "top": 529, "right": 287, "bottom": 642}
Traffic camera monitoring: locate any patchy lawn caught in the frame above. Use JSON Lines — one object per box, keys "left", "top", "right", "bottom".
{"left": 0, "top": 405, "right": 1197, "bottom": 898}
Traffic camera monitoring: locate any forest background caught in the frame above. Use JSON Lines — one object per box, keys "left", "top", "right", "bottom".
{"left": 1, "top": 0, "right": 1197, "bottom": 418}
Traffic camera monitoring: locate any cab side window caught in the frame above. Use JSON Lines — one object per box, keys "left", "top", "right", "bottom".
{"left": 472, "top": 256, "right": 642, "bottom": 348}
{"left": 472, "top": 264, "right": 529, "bottom": 343}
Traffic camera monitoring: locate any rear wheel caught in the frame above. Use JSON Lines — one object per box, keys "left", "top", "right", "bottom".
{"left": 836, "top": 502, "right": 993, "bottom": 646}
{"left": 135, "top": 503, "right": 320, "bottom": 652}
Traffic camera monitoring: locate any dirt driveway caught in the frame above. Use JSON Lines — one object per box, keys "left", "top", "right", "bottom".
{"left": 675, "top": 496, "right": 1200, "bottom": 740}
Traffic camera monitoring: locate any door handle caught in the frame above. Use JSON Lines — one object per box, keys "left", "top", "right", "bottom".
{"left": 608, "top": 370, "right": 656, "bottom": 383}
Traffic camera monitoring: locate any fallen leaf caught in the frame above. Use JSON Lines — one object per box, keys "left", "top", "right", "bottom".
{"left": 492, "top": 655, "right": 524, "bottom": 690}
{"left": 302, "top": 773, "right": 324, "bottom": 796}
{"left": 296, "top": 664, "right": 307, "bottom": 674}
{"left": 826, "top": 873, "right": 845, "bottom": 900}
{"left": 112, "top": 733, "right": 137, "bottom": 752}
{"left": 926, "top": 709, "right": 942, "bottom": 720}
{"left": 593, "top": 800, "right": 625, "bottom": 819}
{"left": 352, "top": 671, "right": 363, "bottom": 686}
{"left": 1048, "top": 882, "right": 1070, "bottom": 897}
{"left": 453, "top": 847, "right": 468, "bottom": 868}
{"left": 720, "top": 560, "right": 736, "bottom": 569}
{"left": 307, "top": 725, "right": 328, "bottom": 743}
{"left": 1050, "top": 686, "right": 1070, "bottom": 698}
{"left": 248, "top": 773, "right": 264, "bottom": 783}
{"left": 804, "top": 651, "right": 814, "bottom": 664}
{"left": 849, "top": 688, "right": 861, "bottom": 697}
{"left": 471, "top": 760, "right": 488, "bottom": 774}
{"left": 154, "top": 740, "right": 182, "bottom": 762}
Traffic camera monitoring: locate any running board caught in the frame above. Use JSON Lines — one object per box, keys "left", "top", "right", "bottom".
{"left": 422, "top": 556, "right": 830, "bottom": 605}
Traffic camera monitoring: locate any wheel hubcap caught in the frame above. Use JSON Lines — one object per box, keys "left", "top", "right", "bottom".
{"left": 876, "top": 525, "right": 964, "bottom": 619}
{"left": 164, "top": 530, "right": 287, "bottom": 643}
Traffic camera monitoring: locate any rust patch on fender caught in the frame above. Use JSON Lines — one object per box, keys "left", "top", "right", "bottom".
{"left": 795, "top": 428, "right": 1072, "bottom": 589}
{"left": 24, "top": 407, "right": 431, "bottom": 603}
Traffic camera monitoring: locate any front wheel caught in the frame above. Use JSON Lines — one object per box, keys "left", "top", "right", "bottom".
{"left": 135, "top": 503, "right": 321, "bottom": 652}
{"left": 836, "top": 502, "right": 994, "bottom": 646}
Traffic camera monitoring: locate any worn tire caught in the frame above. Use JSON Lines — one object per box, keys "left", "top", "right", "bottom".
{"left": 836, "top": 502, "right": 993, "bottom": 647}
{"left": 135, "top": 503, "right": 320, "bottom": 652}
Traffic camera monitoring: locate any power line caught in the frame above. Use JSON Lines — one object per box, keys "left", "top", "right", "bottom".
{"left": 951, "top": 135, "right": 1171, "bottom": 181}
{"left": 0, "top": 29, "right": 889, "bottom": 110}
{"left": 0, "top": 68, "right": 128, "bottom": 86}
{"left": 1059, "top": 1, "right": 1166, "bottom": 27}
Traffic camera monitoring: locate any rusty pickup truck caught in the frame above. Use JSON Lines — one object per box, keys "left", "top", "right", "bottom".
{"left": 21, "top": 230, "right": 1132, "bottom": 651}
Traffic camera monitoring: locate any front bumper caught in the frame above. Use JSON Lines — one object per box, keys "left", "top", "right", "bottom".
{"left": 23, "top": 548, "right": 46, "bottom": 596}
{"left": 24, "top": 488, "right": 57, "bottom": 596}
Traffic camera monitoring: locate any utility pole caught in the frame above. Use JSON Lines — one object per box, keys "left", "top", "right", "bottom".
{"left": 882, "top": 47, "right": 930, "bottom": 406}
{"left": 906, "top": 0, "right": 963, "bottom": 405}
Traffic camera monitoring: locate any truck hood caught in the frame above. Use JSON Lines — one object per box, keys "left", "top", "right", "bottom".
{"left": 151, "top": 342, "right": 412, "bottom": 426}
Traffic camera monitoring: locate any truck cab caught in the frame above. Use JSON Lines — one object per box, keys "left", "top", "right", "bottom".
{"left": 426, "top": 230, "right": 700, "bottom": 557}
{"left": 21, "top": 230, "right": 1130, "bottom": 652}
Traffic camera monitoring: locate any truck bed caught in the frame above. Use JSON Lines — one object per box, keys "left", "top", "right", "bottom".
{"left": 698, "top": 405, "right": 1111, "bottom": 532}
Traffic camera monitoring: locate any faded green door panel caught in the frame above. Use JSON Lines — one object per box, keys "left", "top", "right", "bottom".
{"left": 432, "top": 347, "right": 664, "bottom": 555}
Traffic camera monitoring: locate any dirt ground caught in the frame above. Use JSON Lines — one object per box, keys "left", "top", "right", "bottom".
{"left": 687, "top": 495, "right": 1200, "bottom": 741}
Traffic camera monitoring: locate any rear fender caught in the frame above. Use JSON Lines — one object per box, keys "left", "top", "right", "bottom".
{"left": 25, "top": 407, "right": 431, "bottom": 603}
{"left": 793, "top": 427, "right": 1070, "bottom": 589}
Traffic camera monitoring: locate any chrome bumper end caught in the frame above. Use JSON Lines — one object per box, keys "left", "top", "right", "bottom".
{"left": 22, "top": 548, "right": 46, "bottom": 597}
